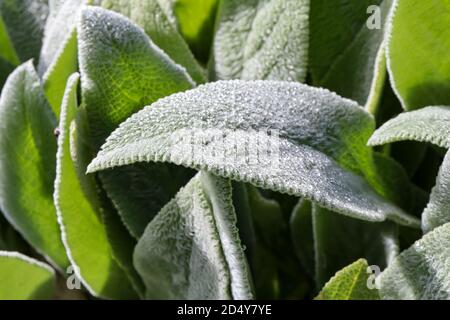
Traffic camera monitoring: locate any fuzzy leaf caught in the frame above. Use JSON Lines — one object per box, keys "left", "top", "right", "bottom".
{"left": 387, "top": 0, "right": 450, "bottom": 110}
{"left": 79, "top": 6, "right": 196, "bottom": 238}
{"left": 54, "top": 73, "right": 139, "bottom": 299}
{"left": 38, "top": 0, "right": 84, "bottom": 76}
{"left": 421, "top": 149, "right": 450, "bottom": 233}
{"left": 134, "top": 171, "right": 253, "bottom": 299}
{"left": 88, "top": 80, "right": 419, "bottom": 227}
{"left": 316, "top": 259, "right": 380, "bottom": 300}
{"left": 369, "top": 106, "right": 450, "bottom": 149}
{"left": 310, "top": 0, "right": 392, "bottom": 108}
{"left": 78, "top": 6, "right": 194, "bottom": 148}
{"left": 0, "top": 62, "right": 68, "bottom": 269}
{"left": 0, "top": 0, "right": 48, "bottom": 63}
{"left": 380, "top": 222, "right": 450, "bottom": 300}
{"left": 209, "top": 0, "right": 309, "bottom": 82}
{"left": 42, "top": 29, "right": 79, "bottom": 117}
{"left": 97, "top": 0, "right": 206, "bottom": 84}
{"left": 0, "top": 251, "right": 55, "bottom": 300}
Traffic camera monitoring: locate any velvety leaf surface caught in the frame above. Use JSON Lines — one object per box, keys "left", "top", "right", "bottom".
{"left": 369, "top": 106, "right": 450, "bottom": 233}
{"left": 0, "top": 251, "right": 55, "bottom": 300}
{"left": 0, "top": 0, "right": 48, "bottom": 63}
{"left": 387, "top": 0, "right": 450, "bottom": 110}
{"left": 0, "top": 62, "right": 68, "bottom": 269}
{"left": 54, "top": 73, "right": 138, "bottom": 299}
{"left": 369, "top": 106, "right": 450, "bottom": 149}
{"left": 209, "top": 0, "right": 309, "bottom": 82}
{"left": 316, "top": 259, "right": 380, "bottom": 300}
{"left": 97, "top": 0, "right": 206, "bottom": 84}
{"left": 88, "top": 80, "right": 419, "bottom": 227}
{"left": 78, "top": 6, "right": 194, "bottom": 148}
{"left": 295, "top": 154, "right": 410, "bottom": 290}
{"left": 79, "top": 6, "right": 196, "bottom": 238}
{"left": 421, "top": 150, "right": 450, "bottom": 233}
{"left": 310, "top": 0, "right": 392, "bottom": 108}
{"left": 38, "top": 0, "right": 85, "bottom": 76}
{"left": 134, "top": 171, "right": 253, "bottom": 299}
{"left": 380, "top": 222, "right": 450, "bottom": 300}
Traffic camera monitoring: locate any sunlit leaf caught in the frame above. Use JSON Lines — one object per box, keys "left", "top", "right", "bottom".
{"left": 0, "top": 62, "right": 68, "bottom": 269}
{"left": 54, "top": 73, "right": 139, "bottom": 299}
{"left": 134, "top": 171, "right": 253, "bottom": 299}
{"left": 88, "top": 80, "right": 419, "bottom": 227}
{"left": 0, "top": 251, "right": 55, "bottom": 300}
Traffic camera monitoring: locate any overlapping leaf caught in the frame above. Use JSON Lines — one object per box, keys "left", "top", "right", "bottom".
{"left": 38, "top": 0, "right": 86, "bottom": 115}
{"left": 0, "top": 0, "right": 48, "bottom": 63}
{"left": 170, "top": 0, "right": 218, "bottom": 63}
{"left": 54, "top": 73, "right": 139, "bottom": 299}
{"left": 78, "top": 6, "right": 196, "bottom": 238}
{"left": 370, "top": 106, "right": 450, "bottom": 233}
{"left": 421, "top": 151, "right": 450, "bottom": 233}
{"left": 380, "top": 222, "right": 450, "bottom": 300}
{"left": 0, "top": 61, "right": 68, "bottom": 269}
{"left": 309, "top": 0, "right": 392, "bottom": 110}
{"left": 316, "top": 259, "right": 380, "bottom": 300}
{"left": 209, "top": 0, "right": 309, "bottom": 82}
{"left": 96, "top": 0, "right": 206, "bottom": 84}
{"left": 0, "top": 251, "right": 55, "bottom": 300}
{"left": 386, "top": 0, "right": 450, "bottom": 110}
{"left": 369, "top": 106, "right": 450, "bottom": 149}
{"left": 38, "top": 0, "right": 84, "bottom": 76}
{"left": 312, "top": 205, "right": 398, "bottom": 288}
{"left": 134, "top": 171, "right": 253, "bottom": 299}
{"left": 88, "top": 80, "right": 419, "bottom": 227}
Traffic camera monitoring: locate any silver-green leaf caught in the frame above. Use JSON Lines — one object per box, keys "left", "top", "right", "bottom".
{"left": 78, "top": 6, "right": 196, "bottom": 238}
{"left": 209, "top": 0, "right": 309, "bottom": 82}
{"left": 422, "top": 150, "right": 450, "bottom": 233}
{"left": 380, "top": 222, "right": 450, "bottom": 300}
{"left": 0, "top": 61, "right": 69, "bottom": 269}
{"left": 88, "top": 80, "right": 419, "bottom": 227}
{"left": 96, "top": 0, "right": 206, "bottom": 84}
{"left": 369, "top": 106, "right": 450, "bottom": 149}
{"left": 134, "top": 171, "right": 253, "bottom": 299}
{"left": 54, "top": 73, "right": 140, "bottom": 299}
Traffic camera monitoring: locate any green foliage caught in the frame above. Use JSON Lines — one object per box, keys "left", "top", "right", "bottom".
{"left": 0, "top": 0, "right": 449, "bottom": 300}
{"left": 316, "top": 259, "right": 380, "bottom": 300}
{"left": 0, "top": 251, "right": 55, "bottom": 300}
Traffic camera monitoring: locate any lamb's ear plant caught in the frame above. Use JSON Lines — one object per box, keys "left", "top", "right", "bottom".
{"left": 0, "top": 0, "right": 449, "bottom": 300}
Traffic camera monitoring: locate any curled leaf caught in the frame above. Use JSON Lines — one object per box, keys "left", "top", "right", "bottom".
{"left": 134, "top": 171, "right": 253, "bottom": 299}
{"left": 88, "top": 80, "right": 419, "bottom": 227}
